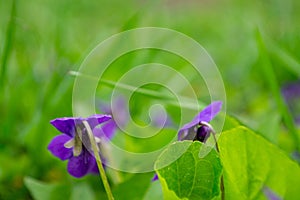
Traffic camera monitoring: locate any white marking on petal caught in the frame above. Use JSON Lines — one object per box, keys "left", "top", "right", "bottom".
{"left": 95, "top": 136, "right": 101, "bottom": 144}
{"left": 64, "top": 138, "right": 75, "bottom": 148}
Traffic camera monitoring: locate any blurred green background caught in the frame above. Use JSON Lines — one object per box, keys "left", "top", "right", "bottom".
{"left": 1, "top": 0, "right": 300, "bottom": 199}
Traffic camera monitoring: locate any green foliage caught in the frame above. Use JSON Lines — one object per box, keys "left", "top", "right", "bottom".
{"left": 155, "top": 141, "right": 222, "bottom": 200}
{"left": 24, "top": 177, "right": 71, "bottom": 200}
{"left": 153, "top": 124, "right": 300, "bottom": 200}
{"left": 219, "top": 126, "right": 300, "bottom": 199}
{"left": 143, "top": 180, "right": 163, "bottom": 200}
{"left": 71, "top": 183, "right": 95, "bottom": 200}
{"left": 256, "top": 30, "right": 300, "bottom": 150}
{"left": 112, "top": 173, "right": 153, "bottom": 200}
{"left": 24, "top": 177, "right": 98, "bottom": 200}
{"left": 1, "top": 0, "right": 300, "bottom": 199}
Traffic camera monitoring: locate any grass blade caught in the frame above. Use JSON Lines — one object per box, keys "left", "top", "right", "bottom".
{"left": 0, "top": 0, "right": 16, "bottom": 86}
{"left": 265, "top": 36, "right": 300, "bottom": 77}
{"left": 69, "top": 70, "right": 205, "bottom": 110}
{"left": 256, "top": 29, "right": 300, "bottom": 151}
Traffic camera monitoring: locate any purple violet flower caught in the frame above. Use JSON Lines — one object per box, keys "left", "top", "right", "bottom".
{"left": 152, "top": 174, "right": 158, "bottom": 181}
{"left": 178, "top": 101, "right": 222, "bottom": 142}
{"left": 281, "top": 81, "right": 300, "bottom": 125}
{"left": 153, "top": 101, "right": 222, "bottom": 182}
{"left": 97, "top": 96, "right": 174, "bottom": 139}
{"left": 96, "top": 96, "right": 129, "bottom": 139}
{"left": 151, "top": 109, "right": 173, "bottom": 128}
{"left": 263, "top": 187, "right": 282, "bottom": 200}
{"left": 48, "top": 114, "right": 111, "bottom": 178}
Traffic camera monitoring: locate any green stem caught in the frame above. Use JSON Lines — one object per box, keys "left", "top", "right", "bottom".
{"left": 83, "top": 121, "right": 114, "bottom": 200}
{"left": 212, "top": 132, "right": 225, "bottom": 200}
{"left": 220, "top": 176, "right": 225, "bottom": 200}
{"left": 210, "top": 131, "right": 225, "bottom": 199}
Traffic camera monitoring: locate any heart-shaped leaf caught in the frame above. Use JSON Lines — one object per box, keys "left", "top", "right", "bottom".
{"left": 155, "top": 141, "right": 222, "bottom": 200}
{"left": 219, "top": 126, "right": 300, "bottom": 199}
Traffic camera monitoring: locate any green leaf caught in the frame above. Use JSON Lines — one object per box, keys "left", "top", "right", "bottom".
{"left": 155, "top": 141, "right": 222, "bottom": 200}
{"left": 24, "top": 177, "right": 55, "bottom": 200}
{"left": 24, "top": 177, "right": 71, "bottom": 200}
{"left": 214, "top": 113, "right": 241, "bottom": 132}
{"left": 112, "top": 173, "right": 154, "bottom": 200}
{"left": 143, "top": 180, "right": 163, "bottom": 200}
{"left": 71, "top": 182, "right": 95, "bottom": 200}
{"left": 219, "top": 126, "right": 300, "bottom": 199}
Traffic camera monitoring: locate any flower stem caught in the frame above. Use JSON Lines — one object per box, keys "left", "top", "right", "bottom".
{"left": 210, "top": 129, "right": 225, "bottom": 200}
{"left": 83, "top": 121, "right": 114, "bottom": 200}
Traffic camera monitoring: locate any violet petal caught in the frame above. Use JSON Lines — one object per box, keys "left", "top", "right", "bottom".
{"left": 93, "top": 119, "right": 118, "bottom": 140}
{"left": 151, "top": 110, "right": 173, "bottom": 128}
{"left": 263, "top": 187, "right": 282, "bottom": 200}
{"left": 178, "top": 101, "right": 222, "bottom": 140}
{"left": 152, "top": 174, "right": 158, "bottom": 181}
{"left": 100, "top": 96, "right": 129, "bottom": 127}
{"left": 48, "top": 134, "right": 73, "bottom": 160}
{"left": 281, "top": 80, "right": 300, "bottom": 100}
{"left": 281, "top": 81, "right": 300, "bottom": 125}
{"left": 112, "top": 96, "right": 129, "bottom": 127}
{"left": 102, "top": 120, "right": 117, "bottom": 139}
{"left": 87, "top": 153, "right": 100, "bottom": 174}
{"left": 67, "top": 151, "right": 92, "bottom": 178}
{"left": 86, "top": 114, "right": 112, "bottom": 129}
{"left": 50, "top": 117, "right": 81, "bottom": 137}
{"left": 197, "top": 101, "right": 223, "bottom": 122}
{"left": 88, "top": 154, "right": 107, "bottom": 174}
{"left": 89, "top": 159, "right": 99, "bottom": 174}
